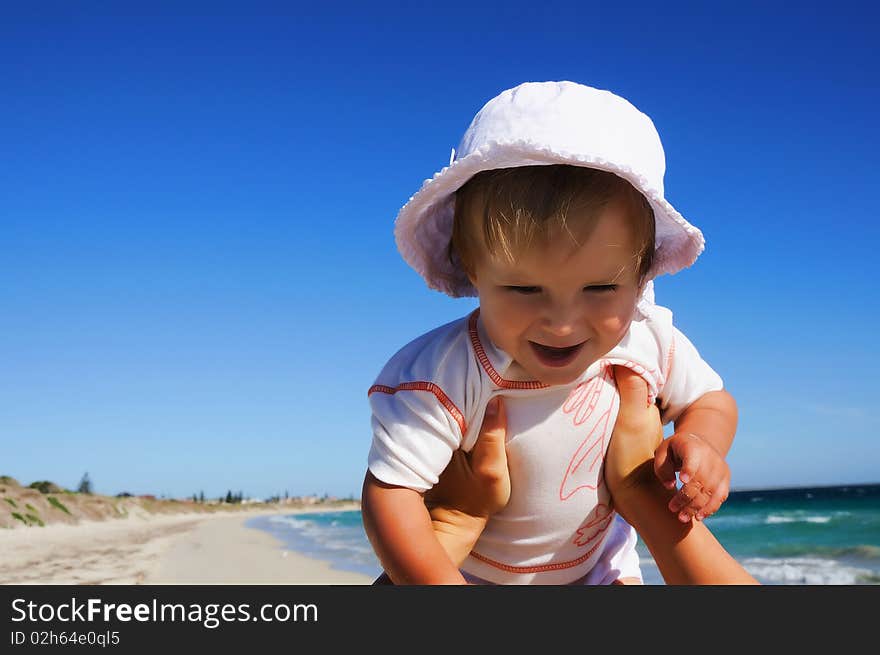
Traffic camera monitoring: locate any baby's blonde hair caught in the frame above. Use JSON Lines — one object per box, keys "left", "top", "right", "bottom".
{"left": 451, "top": 165, "right": 655, "bottom": 281}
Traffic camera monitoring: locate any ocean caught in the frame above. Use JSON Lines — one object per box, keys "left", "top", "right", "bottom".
{"left": 245, "top": 483, "right": 880, "bottom": 585}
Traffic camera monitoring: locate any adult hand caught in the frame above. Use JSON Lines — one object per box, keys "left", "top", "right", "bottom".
{"left": 604, "top": 367, "right": 758, "bottom": 584}
{"left": 423, "top": 396, "right": 510, "bottom": 566}
{"left": 425, "top": 396, "right": 510, "bottom": 516}
{"left": 604, "top": 366, "right": 666, "bottom": 517}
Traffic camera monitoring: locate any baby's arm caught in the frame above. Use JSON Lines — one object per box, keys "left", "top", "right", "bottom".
{"left": 654, "top": 390, "right": 738, "bottom": 521}
{"left": 361, "top": 472, "right": 468, "bottom": 584}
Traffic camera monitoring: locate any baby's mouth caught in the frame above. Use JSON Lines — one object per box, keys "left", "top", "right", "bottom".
{"left": 529, "top": 341, "right": 585, "bottom": 368}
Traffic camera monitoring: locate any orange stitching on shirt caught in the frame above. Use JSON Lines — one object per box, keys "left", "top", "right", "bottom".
{"left": 469, "top": 514, "right": 613, "bottom": 573}
{"left": 468, "top": 310, "right": 547, "bottom": 390}
{"left": 368, "top": 382, "right": 467, "bottom": 435}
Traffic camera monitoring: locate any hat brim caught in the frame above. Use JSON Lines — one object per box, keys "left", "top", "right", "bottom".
{"left": 395, "top": 140, "right": 704, "bottom": 297}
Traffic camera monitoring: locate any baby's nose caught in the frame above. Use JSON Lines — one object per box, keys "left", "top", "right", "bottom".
{"left": 542, "top": 305, "right": 577, "bottom": 337}
{"left": 543, "top": 322, "right": 575, "bottom": 338}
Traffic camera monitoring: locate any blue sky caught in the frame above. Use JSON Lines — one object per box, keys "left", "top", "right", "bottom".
{"left": 2, "top": 2, "right": 877, "bottom": 500}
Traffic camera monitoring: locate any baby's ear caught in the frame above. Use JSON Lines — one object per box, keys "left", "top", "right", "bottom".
{"left": 447, "top": 239, "right": 478, "bottom": 288}
{"left": 460, "top": 256, "right": 478, "bottom": 288}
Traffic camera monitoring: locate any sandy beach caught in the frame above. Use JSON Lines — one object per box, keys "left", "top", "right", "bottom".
{"left": 0, "top": 507, "right": 373, "bottom": 585}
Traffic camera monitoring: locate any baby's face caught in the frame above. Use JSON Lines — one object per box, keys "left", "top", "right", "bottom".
{"left": 468, "top": 198, "right": 643, "bottom": 386}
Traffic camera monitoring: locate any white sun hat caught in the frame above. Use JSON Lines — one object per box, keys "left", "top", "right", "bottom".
{"left": 394, "top": 81, "right": 705, "bottom": 297}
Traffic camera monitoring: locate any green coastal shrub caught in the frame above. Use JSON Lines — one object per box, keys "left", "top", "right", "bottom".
{"left": 4, "top": 498, "right": 16, "bottom": 508}
{"left": 29, "top": 481, "right": 64, "bottom": 494}
{"left": 10, "top": 512, "right": 43, "bottom": 527}
{"left": 25, "top": 513, "right": 44, "bottom": 527}
{"left": 47, "top": 496, "right": 71, "bottom": 515}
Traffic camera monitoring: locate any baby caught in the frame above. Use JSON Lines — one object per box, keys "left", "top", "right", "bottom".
{"left": 362, "top": 81, "right": 738, "bottom": 584}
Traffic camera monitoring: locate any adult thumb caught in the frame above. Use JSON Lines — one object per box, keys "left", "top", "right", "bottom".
{"left": 614, "top": 366, "right": 650, "bottom": 407}
{"left": 470, "top": 396, "right": 508, "bottom": 477}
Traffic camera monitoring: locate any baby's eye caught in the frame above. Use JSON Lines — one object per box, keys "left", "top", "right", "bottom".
{"left": 505, "top": 286, "right": 541, "bottom": 294}
{"left": 584, "top": 284, "right": 618, "bottom": 293}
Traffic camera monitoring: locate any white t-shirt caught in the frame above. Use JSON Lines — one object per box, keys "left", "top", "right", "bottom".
{"left": 368, "top": 301, "right": 723, "bottom": 584}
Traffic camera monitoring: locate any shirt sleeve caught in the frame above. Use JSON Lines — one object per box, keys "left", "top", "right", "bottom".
{"left": 658, "top": 326, "right": 724, "bottom": 424}
{"left": 366, "top": 317, "right": 475, "bottom": 492}
{"left": 367, "top": 384, "right": 464, "bottom": 492}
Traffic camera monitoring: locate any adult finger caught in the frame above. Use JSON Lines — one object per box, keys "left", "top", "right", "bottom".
{"left": 613, "top": 367, "right": 651, "bottom": 410}
{"left": 606, "top": 367, "right": 663, "bottom": 498}
{"left": 469, "top": 396, "right": 508, "bottom": 483}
